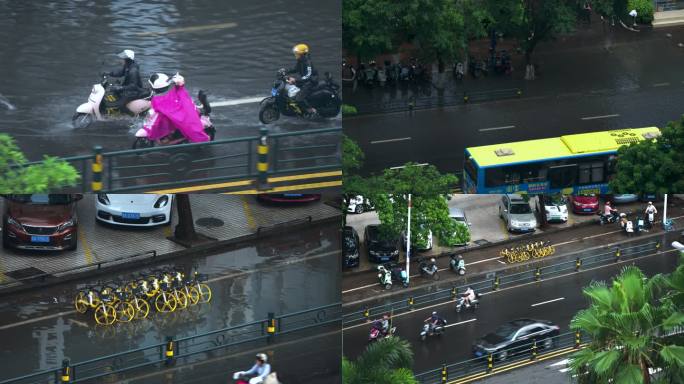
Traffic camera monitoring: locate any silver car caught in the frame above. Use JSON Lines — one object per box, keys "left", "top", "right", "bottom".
{"left": 499, "top": 194, "right": 537, "bottom": 233}
{"left": 448, "top": 207, "right": 471, "bottom": 246}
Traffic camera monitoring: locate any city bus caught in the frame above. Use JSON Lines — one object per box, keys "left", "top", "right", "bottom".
{"left": 462, "top": 127, "right": 661, "bottom": 194}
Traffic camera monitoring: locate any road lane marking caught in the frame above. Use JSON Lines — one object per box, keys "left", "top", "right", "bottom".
{"left": 227, "top": 180, "right": 342, "bottom": 194}
{"left": 470, "top": 256, "right": 503, "bottom": 265}
{"left": 390, "top": 163, "right": 428, "bottom": 170}
{"left": 79, "top": 229, "right": 95, "bottom": 265}
{"left": 580, "top": 114, "right": 619, "bottom": 120}
{"left": 653, "top": 82, "right": 670, "bottom": 87}
{"left": 241, "top": 196, "right": 257, "bottom": 231}
{"left": 212, "top": 96, "right": 265, "bottom": 107}
{"left": 531, "top": 297, "right": 565, "bottom": 307}
{"left": 444, "top": 318, "right": 477, "bottom": 328}
{"left": 68, "top": 318, "right": 89, "bottom": 328}
{"left": 549, "top": 359, "right": 569, "bottom": 367}
{"left": 0, "top": 310, "right": 76, "bottom": 331}
{"left": 135, "top": 22, "right": 238, "bottom": 36}
{"left": 268, "top": 170, "right": 342, "bottom": 183}
{"left": 370, "top": 137, "right": 411, "bottom": 144}
{"left": 479, "top": 125, "right": 515, "bottom": 132}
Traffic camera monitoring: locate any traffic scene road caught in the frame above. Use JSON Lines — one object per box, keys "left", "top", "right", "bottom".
{"left": 0, "top": 196, "right": 341, "bottom": 384}
{"left": 344, "top": 24, "right": 684, "bottom": 175}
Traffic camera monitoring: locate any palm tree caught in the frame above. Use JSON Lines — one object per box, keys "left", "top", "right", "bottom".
{"left": 569, "top": 265, "right": 684, "bottom": 384}
{"left": 343, "top": 336, "right": 418, "bottom": 384}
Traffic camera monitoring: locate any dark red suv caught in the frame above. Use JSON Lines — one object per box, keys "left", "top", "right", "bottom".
{"left": 2, "top": 194, "right": 82, "bottom": 251}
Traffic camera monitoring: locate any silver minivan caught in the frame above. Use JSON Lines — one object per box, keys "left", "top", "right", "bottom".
{"left": 498, "top": 194, "right": 537, "bottom": 233}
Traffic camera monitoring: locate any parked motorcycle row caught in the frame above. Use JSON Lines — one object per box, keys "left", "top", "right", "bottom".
{"left": 377, "top": 255, "right": 467, "bottom": 290}
{"left": 345, "top": 58, "right": 431, "bottom": 88}
{"left": 597, "top": 209, "right": 656, "bottom": 236}
{"left": 73, "top": 70, "right": 341, "bottom": 148}
{"left": 459, "top": 50, "right": 513, "bottom": 80}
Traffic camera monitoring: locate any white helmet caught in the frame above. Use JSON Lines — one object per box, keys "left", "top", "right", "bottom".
{"left": 149, "top": 73, "right": 170, "bottom": 90}
{"left": 256, "top": 353, "right": 268, "bottom": 363}
{"left": 117, "top": 49, "right": 135, "bottom": 60}
{"left": 648, "top": 201, "right": 653, "bottom": 205}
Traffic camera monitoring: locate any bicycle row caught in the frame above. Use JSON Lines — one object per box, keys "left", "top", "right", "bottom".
{"left": 499, "top": 241, "right": 556, "bottom": 264}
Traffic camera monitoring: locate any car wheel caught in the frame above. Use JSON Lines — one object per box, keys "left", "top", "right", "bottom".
{"left": 497, "top": 350, "right": 508, "bottom": 361}
{"left": 543, "top": 337, "right": 554, "bottom": 349}
{"left": 355, "top": 204, "right": 364, "bottom": 214}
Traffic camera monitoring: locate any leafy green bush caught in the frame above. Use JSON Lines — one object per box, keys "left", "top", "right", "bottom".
{"left": 441, "top": 221, "right": 471, "bottom": 247}
{"left": 627, "top": 0, "right": 654, "bottom": 23}
{"left": 342, "top": 104, "right": 358, "bottom": 115}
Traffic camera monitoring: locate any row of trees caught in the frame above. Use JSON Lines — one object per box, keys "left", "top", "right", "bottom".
{"left": 343, "top": 135, "right": 470, "bottom": 248}
{"left": 344, "top": 0, "right": 652, "bottom": 75}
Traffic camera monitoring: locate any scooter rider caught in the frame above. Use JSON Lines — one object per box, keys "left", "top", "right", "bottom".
{"left": 105, "top": 49, "right": 146, "bottom": 111}
{"left": 463, "top": 286, "right": 476, "bottom": 307}
{"left": 645, "top": 202, "right": 657, "bottom": 227}
{"left": 380, "top": 314, "right": 391, "bottom": 336}
{"left": 288, "top": 43, "right": 318, "bottom": 115}
{"left": 604, "top": 201, "right": 618, "bottom": 218}
{"left": 233, "top": 353, "right": 272, "bottom": 384}
{"left": 424, "top": 311, "right": 446, "bottom": 332}
{"left": 456, "top": 255, "right": 465, "bottom": 271}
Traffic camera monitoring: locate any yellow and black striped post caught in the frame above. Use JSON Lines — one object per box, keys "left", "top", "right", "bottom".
{"left": 531, "top": 339, "right": 538, "bottom": 360}
{"left": 408, "top": 297, "right": 414, "bottom": 307}
{"left": 267, "top": 312, "right": 276, "bottom": 340}
{"left": 451, "top": 287, "right": 458, "bottom": 299}
{"left": 575, "top": 258, "right": 582, "bottom": 272}
{"left": 164, "top": 336, "right": 174, "bottom": 366}
{"left": 61, "top": 358, "right": 71, "bottom": 383}
{"left": 363, "top": 307, "right": 370, "bottom": 319}
{"left": 487, "top": 354, "right": 493, "bottom": 373}
{"left": 441, "top": 364, "right": 448, "bottom": 383}
{"left": 493, "top": 276, "right": 500, "bottom": 290}
{"left": 516, "top": 88, "right": 522, "bottom": 97}
{"left": 463, "top": 91, "right": 469, "bottom": 103}
{"left": 257, "top": 127, "right": 270, "bottom": 190}
{"left": 535, "top": 267, "right": 541, "bottom": 281}
{"left": 91, "top": 145, "right": 103, "bottom": 192}
{"left": 656, "top": 242, "right": 661, "bottom": 252}
{"left": 575, "top": 330, "right": 581, "bottom": 349}
{"left": 615, "top": 246, "right": 621, "bottom": 262}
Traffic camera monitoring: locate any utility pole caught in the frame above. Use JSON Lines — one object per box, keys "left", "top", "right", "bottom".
{"left": 405, "top": 194, "right": 412, "bottom": 285}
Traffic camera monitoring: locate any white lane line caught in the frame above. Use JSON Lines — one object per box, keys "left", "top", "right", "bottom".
{"left": 653, "top": 82, "right": 670, "bottom": 87}
{"left": 580, "top": 114, "right": 620, "bottom": 120}
{"left": 212, "top": 97, "right": 265, "bottom": 107}
{"left": 370, "top": 137, "right": 412, "bottom": 144}
{"left": 343, "top": 283, "right": 379, "bottom": 293}
{"left": 549, "top": 359, "right": 569, "bottom": 367}
{"left": 470, "top": 256, "right": 503, "bottom": 265}
{"left": 531, "top": 297, "right": 565, "bottom": 307}
{"left": 444, "top": 318, "right": 477, "bottom": 328}
{"left": 479, "top": 125, "right": 515, "bottom": 132}
{"left": 0, "top": 310, "right": 76, "bottom": 331}
{"left": 390, "top": 163, "right": 428, "bottom": 170}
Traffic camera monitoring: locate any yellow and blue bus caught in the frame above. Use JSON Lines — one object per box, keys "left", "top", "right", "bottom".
{"left": 463, "top": 127, "right": 661, "bottom": 194}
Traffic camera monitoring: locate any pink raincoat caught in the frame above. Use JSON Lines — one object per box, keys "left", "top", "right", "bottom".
{"left": 143, "top": 84, "right": 209, "bottom": 143}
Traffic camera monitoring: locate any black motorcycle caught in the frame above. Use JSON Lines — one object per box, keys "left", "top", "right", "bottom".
{"left": 258, "top": 69, "right": 341, "bottom": 124}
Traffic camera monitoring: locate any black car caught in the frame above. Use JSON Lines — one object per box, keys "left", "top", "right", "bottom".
{"left": 343, "top": 226, "right": 360, "bottom": 268}
{"left": 472, "top": 319, "right": 560, "bottom": 361}
{"left": 364, "top": 224, "right": 400, "bottom": 263}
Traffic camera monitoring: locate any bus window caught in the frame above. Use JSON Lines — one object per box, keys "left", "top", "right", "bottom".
{"left": 578, "top": 161, "right": 604, "bottom": 184}
{"left": 464, "top": 157, "right": 478, "bottom": 185}
{"left": 548, "top": 164, "right": 577, "bottom": 189}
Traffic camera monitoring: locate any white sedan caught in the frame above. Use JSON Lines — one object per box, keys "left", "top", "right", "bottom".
{"left": 96, "top": 194, "right": 173, "bottom": 226}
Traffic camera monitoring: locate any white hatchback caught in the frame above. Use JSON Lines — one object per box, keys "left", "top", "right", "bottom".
{"left": 96, "top": 194, "right": 173, "bottom": 226}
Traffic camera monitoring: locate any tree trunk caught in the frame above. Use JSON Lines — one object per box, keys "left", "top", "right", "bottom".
{"left": 641, "top": 357, "right": 651, "bottom": 384}
{"left": 174, "top": 194, "right": 197, "bottom": 241}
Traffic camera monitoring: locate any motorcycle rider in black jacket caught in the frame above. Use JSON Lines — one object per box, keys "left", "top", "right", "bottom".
{"left": 288, "top": 43, "right": 318, "bottom": 115}
{"left": 105, "top": 49, "right": 146, "bottom": 112}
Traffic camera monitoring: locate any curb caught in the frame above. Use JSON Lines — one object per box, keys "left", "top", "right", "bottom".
{"left": 342, "top": 226, "right": 676, "bottom": 309}
{"left": 0, "top": 213, "right": 341, "bottom": 297}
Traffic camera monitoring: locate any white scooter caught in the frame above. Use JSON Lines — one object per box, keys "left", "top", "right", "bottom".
{"left": 377, "top": 265, "right": 393, "bottom": 290}
{"left": 420, "top": 321, "right": 446, "bottom": 341}
{"left": 73, "top": 74, "right": 151, "bottom": 129}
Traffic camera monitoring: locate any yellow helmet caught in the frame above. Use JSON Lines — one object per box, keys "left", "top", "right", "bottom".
{"left": 293, "top": 43, "right": 309, "bottom": 58}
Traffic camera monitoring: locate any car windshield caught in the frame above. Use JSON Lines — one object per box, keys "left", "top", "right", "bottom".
{"left": 494, "top": 323, "right": 518, "bottom": 340}
{"left": 547, "top": 195, "right": 566, "bottom": 205}
{"left": 7, "top": 194, "right": 73, "bottom": 205}
{"left": 509, "top": 203, "right": 531, "bottom": 214}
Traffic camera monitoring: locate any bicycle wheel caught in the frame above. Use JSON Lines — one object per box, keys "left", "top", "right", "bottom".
{"left": 196, "top": 283, "right": 212, "bottom": 303}
{"left": 94, "top": 304, "right": 117, "bottom": 326}
{"left": 185, "top": 286, "right": 201, "bottom": 305}
{"left": 115, "top": 301, "right": 135, "bottom": 323}
{"left": 155, "top": 292, "right": 177, "bottom": 313}
{"left": 74, "top": 291, "right": 89, "bottom": 314}
{"left": 133, "top": 298, "right": 150, "bottom": 319}
{"left": 174, "top": 289, "right": 189, "bottom": 310}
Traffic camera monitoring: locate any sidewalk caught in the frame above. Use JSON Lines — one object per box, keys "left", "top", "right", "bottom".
{"left": 343, "top": 16, "right": 684, "bottom": 114}
{"left": 0, "top": 195, "right": 340, "bottom": 294}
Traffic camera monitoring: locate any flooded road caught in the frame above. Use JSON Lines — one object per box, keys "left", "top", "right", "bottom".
{"left": 0, "top": 0, "right": 341, "bottom": 159}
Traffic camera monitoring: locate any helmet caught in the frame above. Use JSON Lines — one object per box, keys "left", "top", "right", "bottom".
{"left": 458, "top": 255, "right": 463, "bottom": 259}
{"left": 256, "top": 353, "right": 268, "bottom": 363}
{"left": 117, "top": 49, "right": 135, "bottom": 60}
{"left": 292, "top": 43, "right": 309, "bottom": 58}
{"left": 620, "top": 213, "right": 626, "bottom": 218}
{"left": 430, "top": 258, "right": 436, "bottom": 263}
{"left": 149, "top": 73, "right": 170, "bottom": 90}
{"left": 432, "top": 311, "right": 437, "bottom": 316}
{"left": 648, "top": 201, "right": 653, "bottom": 205}
{"left": 382, "top": 314, "right": 389, "bottom": 320}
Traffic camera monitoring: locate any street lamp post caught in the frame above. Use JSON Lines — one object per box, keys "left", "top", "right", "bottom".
{"left": 663, "top": 194, "right": 668, "bottom": 229}
{"left": 406, "top": 194, "right": 412, "bottom": 285}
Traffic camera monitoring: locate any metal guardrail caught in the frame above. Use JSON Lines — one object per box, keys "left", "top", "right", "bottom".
{"left": 414, "top": 330, "right": 589, "bottom": 384}
{"left": 0, "top": 302, "right": 342, "bottom": 384}
{"left": 344, "top": 241, "right": 661, "bottom": 326}
{"left": 351, "top": 88, "right": 522, "bottom": 115}
{"left": 24, "top": 127, "right": 341, "bottom": 193}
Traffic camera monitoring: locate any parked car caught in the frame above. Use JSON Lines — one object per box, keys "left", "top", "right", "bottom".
{"left": 498, "top": 194, "right": 537, "bottom": 233}
{"left": 2, "top": 194, "right": 82, "bottom": 251}
{"left": 96, "top": 194, "right": 173, "bottom": 226}
{"left": 257, "top": 194, "right": 321, "bottom": 203}
{"left": 541, "top": 194, "right": 568, "bottom": 223}
{"left": 472, "top": 319, "right": 560, "bottom": 361}
{"left": 343, "top": 226, "right": 360, "bottom": 268}
{"left": 571, "top": 194, "right": 599, "bottom": 214}
{"left": 364, "top": 224, "right": 400, "bottom": 263}
{"left": 346, "top": 195, "right": 373, "bottom": 214}
{"left": 402, "top": 224, "right": 433, "bottom": 251}
{"left": 608, "top": 194, "right": 639, "bottom": 204}
{"left": 447, "top": 207, "right": 471, "bottom": 246}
